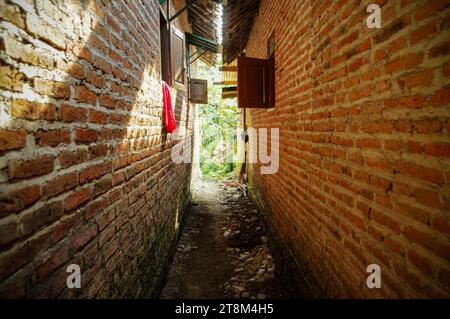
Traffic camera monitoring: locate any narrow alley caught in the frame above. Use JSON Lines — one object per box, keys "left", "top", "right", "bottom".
{"left": 1, "top": 0, "right": 450, "bottom": 303}
{"left": 161, "top": 176, "right": 288, "bottom": 299}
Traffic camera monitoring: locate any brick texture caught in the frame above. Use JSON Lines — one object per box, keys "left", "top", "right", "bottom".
{"left": 245, "top": 0, "right": 450, "bottom": 298}
{"left": 0, "top": 0, "right": 194, "bottom": 298}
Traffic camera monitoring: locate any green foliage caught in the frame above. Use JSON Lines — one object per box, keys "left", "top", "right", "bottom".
{"left": 196, "top": 60, "right": 237, "bottom": 178}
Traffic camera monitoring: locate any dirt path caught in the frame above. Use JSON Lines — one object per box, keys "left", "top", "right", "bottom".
{"left": 160, "top": 177, "right": 288, "bottom": 299}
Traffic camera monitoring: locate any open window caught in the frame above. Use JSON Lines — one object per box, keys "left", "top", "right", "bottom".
{"left": 171, "top": 29, "right": 186, "bottom": 84}
{"left": 237, "top": 56, "right": 275, "bottom": 108}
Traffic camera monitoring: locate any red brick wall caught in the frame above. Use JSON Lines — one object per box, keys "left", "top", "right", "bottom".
{"left": 0, "top": 0, "right": 193, "bottom": 297}
{"left": 245, "top": 0, "right": 450, "bottom": 297}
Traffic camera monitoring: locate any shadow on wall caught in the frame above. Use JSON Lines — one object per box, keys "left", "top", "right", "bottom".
{"left": 0, "top": 0, "right": 193, "bottom": 298}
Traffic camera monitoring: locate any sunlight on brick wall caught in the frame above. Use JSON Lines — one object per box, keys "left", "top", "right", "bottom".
{"left": 0, "top": 0, "right": 193, "bottom": 298}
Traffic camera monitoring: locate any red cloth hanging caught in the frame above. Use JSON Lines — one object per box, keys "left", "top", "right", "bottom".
{"left": 162, "top": 81, "right": 176, "bottom": 133}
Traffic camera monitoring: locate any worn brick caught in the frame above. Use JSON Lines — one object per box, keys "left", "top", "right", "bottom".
{"left": 89, "top": 110, "right": 107, "bottom": 124}
{"left": 0, "top": 219, "right": 20, "bottom": 248}
{"left": 60, "top": 104, "right": 88, "bottom": 123}
{"left": 11, "top": 99, "right": 56, "bottom": 121}
{"left": 99, "top": 93, "right": 116, "bottom": 109}
{"left": 75, "top": 86, "right": 97, "bottom": 104}
{"left": 35, "top": 129, "right": 71, "bottom": 147}
{"left": 26, "top": 14, "right": 66, "bottom": 50}
{"left": 79, "top": 162, "right": 111, "bottom": 184}
{"left": 67, "top": 62, "right": 85, "bottom": 79}
{"left": 0, "top": 63, "right": 25, "bottom": 91}
{"left": 88, "top": 144, "right": 108, "bottom": 159}
{"left": 415, "top": 120, "right": 443, "bottom": 134}
{"left": 93, "top": 178, "right": 111, "bottom": 197}
{"left": 415, "top": 0, "right": 449, "bottom": 21}
{"left": 30, "top": 244, "right": 69, "bottom": 286}
{"left": 3, "top": 37, "right": 53, "bottom": 68}
{"left": 385, "top": 53, "right": 423, "bottom": 74}
{"left": 8, "top": 155, "right": 54, "bottom": 180}
{"left": 71, "top": 224, "right": 97, "bottom": 252}
{"left": 398, "top": 70, "right": 433, "bottom": 89}
{"left": 64, "top": 187, "right": 92, "bottom": 211}
{"left": 430, "top": 87, "right": 450, "bottom": 105}
{"left": 59, "top": 148, "right": 88, "bottom": 168}
{"left": 84, "top": 198, "right": 106, "bottom": 220}
{"left": 384, "top": 96, "right": 425, "bottom": 109}
{"left": 43, "top": 172, "right": 78, "bottom": 198}
{"left": 0, "top": 185, "right": 40, "bottom": 218}
{"left": 73, "top": 44, "right": 92, "bottom": 62}
{"left": 20, "top": 201, "right": 64, "bottom": 237}
{"left": 429, "top": 41, "right": 450, "bottom": 58}
{"left": 410, "top": 22, "right": 437, "bottom": 44}
{"left": 404, "top": 226, "right": 450, "bottom": 262}
{"left": 0, "top": 3, "right": 25, "bottom": 28}
{"left": 33, "top": 78, "right": 70, "bottom": 99}
{"left": 75, "top": 128, "right": 99, "bottom": 143}
{"left": 0, "top": 230, "right": 51, "bottom": 282}
{"left": 397, "top": 161, "right": 445, "bottom": 184}
{"left": 94, "top": 56, "right": 112, "bottom": 74}
{"left": 0, "top": 130, "right": 27, "bottom": 151}
{"left": 86, "top": 70, "right": 106, "bottom": 88}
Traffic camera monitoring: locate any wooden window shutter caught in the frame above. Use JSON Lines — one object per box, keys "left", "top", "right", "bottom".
{"left": 160, "top": 12, "right": 171, "bottom": 85}
{"left": 190, "top": 79, "right": 208, "bottom": 104}
{"left": 237, "top": 56, "right": 275, "bottom": 108}
{"left": 171, "top": 30, "right": 185, "bottom": 84}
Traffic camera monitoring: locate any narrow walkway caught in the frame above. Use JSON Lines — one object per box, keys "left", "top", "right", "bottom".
{"left": 161, "top": 177, "right": 287, "bottom": 299}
